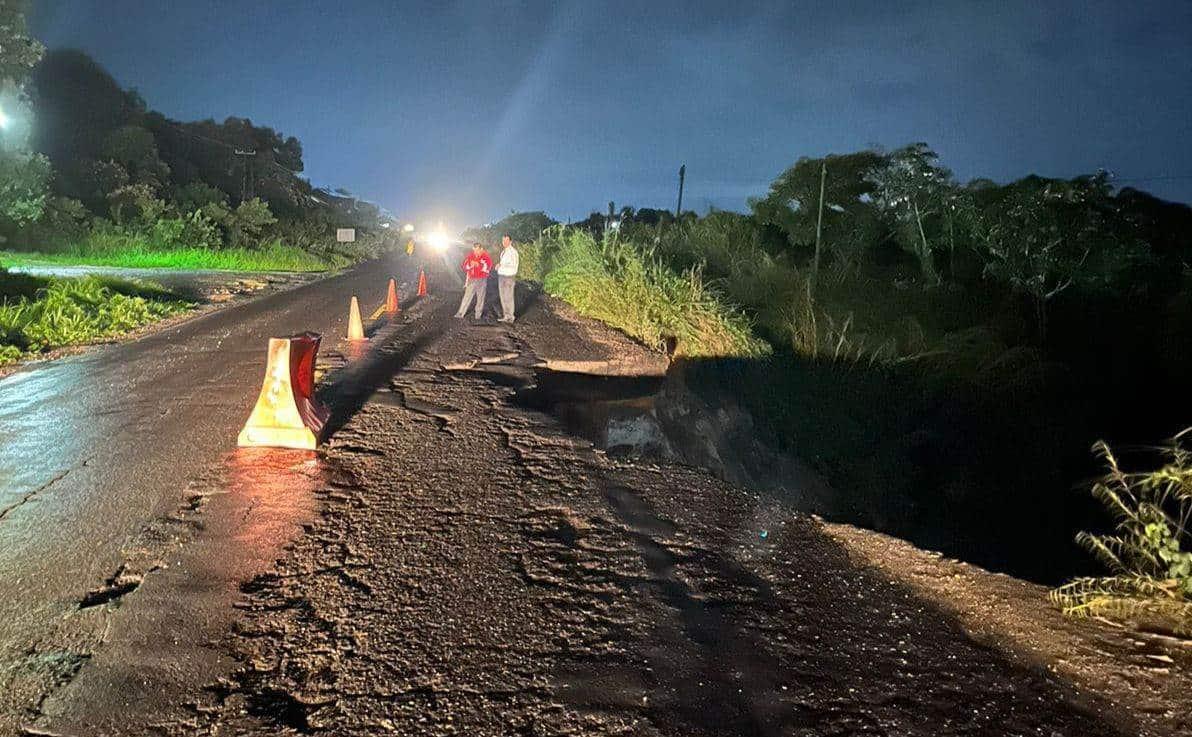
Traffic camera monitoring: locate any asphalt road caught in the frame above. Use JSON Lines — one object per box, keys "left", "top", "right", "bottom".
{"left": 2, "top": 251, "right": 1188, "bottom": 736}
{"left": 4, "top": 264, "right": 298, "bottom": 294}
{"left": 0, "top": 253, "right": 427, "bottom": 732}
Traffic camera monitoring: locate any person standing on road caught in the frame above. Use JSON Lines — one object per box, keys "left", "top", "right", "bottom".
{"left": 455, "top": 242, "right": 493, "bottom": 320}
{"left": 496, "top": 234, "right": 519, "bottom": 323}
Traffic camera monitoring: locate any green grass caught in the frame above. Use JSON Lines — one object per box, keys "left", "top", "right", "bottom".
{"left": 1, "top": 241, "right": 340, "bottom": 272}
{"left": 0, "top": 271, "right": 192, "bottom": 365}
{"left": 532, "top": 226, "right": 769, "bottom": 359}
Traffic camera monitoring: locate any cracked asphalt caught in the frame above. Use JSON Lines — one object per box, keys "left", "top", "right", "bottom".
{"left": 0, "top": 255, "right": 426, "bottom": 735}
{"left": 5, "top": 252, "right": 1189, "bottom": 736}
{"left": 164, "top": 295, "right": 1151, "bottom": 734}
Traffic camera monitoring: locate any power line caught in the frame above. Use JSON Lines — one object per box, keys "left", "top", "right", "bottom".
{"left": 1107, "top": 173, "right": 1192, "bottom": 184}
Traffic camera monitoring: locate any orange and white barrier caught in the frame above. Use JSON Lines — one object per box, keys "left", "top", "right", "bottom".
{"left": 237, "top": 332, "right": 330, "bottom": 450}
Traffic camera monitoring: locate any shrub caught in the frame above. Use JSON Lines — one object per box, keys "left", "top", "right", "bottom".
{"left": 227, "top": 197, "right": 277, "bottom": 247}
{"left": 179, "top": 209, "right": 222, "bottom": 250}
{"left": 148, "top": 216, "right": 187, "bottom": 249}
{"left": 0, "top": 275, "right": 190, "bottom": 362}
{"left": 537, "top": 226, "right": 768, "bottom": 358}
{"left": 1051, "top": 434, "right": 1192, "bottom": 636}
{"left": 106, "top": 183, "right": 166, "bottom": 225}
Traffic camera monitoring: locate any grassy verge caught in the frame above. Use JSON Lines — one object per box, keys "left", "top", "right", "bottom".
{"left": 528, "top": 227, "right": 769, "bottom": 359}
{"left": 1, "top": 240, "right": 342, "bottom": 272}
{"left": 0, "top": 270, "right": 192, "bottom": 365}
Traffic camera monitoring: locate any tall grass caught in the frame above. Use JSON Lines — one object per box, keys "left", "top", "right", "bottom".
{"left": 1051, "top": 435, "right": 1192, "bottom": 636}
{"left": 533, "top": 226, "right": 768, "bottom": 358}
{"left": 1, "top": 240, "right": 339, "bottom": 272}
{"left": 0, "top": 274, "right": 191, "bottom": 364}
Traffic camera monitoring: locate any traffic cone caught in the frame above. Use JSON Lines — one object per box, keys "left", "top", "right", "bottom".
{"left": 348, "top": 296, "right": 365, "bottom": 341}
{"left": 385, "top": 278, "right": 400, "bottom": 314}
{"left": 417, "top": 269, "right": 428, "bottom": 297}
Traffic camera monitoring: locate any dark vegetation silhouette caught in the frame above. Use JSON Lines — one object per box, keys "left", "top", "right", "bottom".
{"left": 488, "top": 146, "right": 1192, "bottom": 587}
{"left": 3, "top": 43, "right": 395, "bottom": 268}
{"left": 0, "top": 4, "right": 397, "bottom": 362}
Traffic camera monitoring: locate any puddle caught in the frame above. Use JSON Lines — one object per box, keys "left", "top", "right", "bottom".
{"left": 512, "top": 370, "right": 670, "bottom": 457}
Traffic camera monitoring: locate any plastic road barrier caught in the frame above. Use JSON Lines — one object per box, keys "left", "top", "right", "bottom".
{"left": 237, "top": 332, "right": 330, "bottom": 450}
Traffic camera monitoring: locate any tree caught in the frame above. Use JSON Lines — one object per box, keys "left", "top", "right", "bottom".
{"left": 76, "top": 158, "right": 129, "bottom": 208}
{"left": 632, "top": 207, "right": 675, "bottom": 226}
{"left": 102, "top": 125, "right": 170, "bottom": 190}
{"left": 0, "top": 0, "right": 49, "bottom": 225}
{"left": 0, "top": 1, "right": 41, "bottom": 83}
{"left": 978, "top": 174, "right": 1148, "bottom": 341}
{"left": 462, "top": 211, "right": 558, "bottom": 247}
{"left": 751, "top": 150, "right": 886, "bottom": 278}
{"left": 174, "top": 181, "right": 227, "bottom": 212}
{"left": 0, "top": 150, "right": 50, "bottom": 225}
{"left": 870, "top": 143, "right": 956, "bottom": 285}
{"left": 29, "top": 49, "right": 144, "bottom": 167}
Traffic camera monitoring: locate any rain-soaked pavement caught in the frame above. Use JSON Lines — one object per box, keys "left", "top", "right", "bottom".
{"left": 3, "top": 254, "right": 1190, "bottom": 736}
{"left": 3, "top": 264, "right": 307, "bottom": 299}
{"left": 0, "top": 254, "right": 425, "bottom": 734}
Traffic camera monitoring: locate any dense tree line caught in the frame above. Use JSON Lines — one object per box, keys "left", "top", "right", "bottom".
{"left": 0, "top": 2, "right": 387, "bottom": 258}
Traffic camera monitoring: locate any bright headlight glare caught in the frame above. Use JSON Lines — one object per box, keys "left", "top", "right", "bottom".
{"left": 427, "top": 230, "right": 451, "bottom": 252}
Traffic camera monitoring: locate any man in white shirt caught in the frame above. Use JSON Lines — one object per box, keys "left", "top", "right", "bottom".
{"left": 496, "top": 234, "right": 519, "bottom": 323}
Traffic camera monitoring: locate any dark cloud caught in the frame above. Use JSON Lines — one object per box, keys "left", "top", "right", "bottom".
{"left": 31, "top": 0, "right": 1192, "bottom": 225}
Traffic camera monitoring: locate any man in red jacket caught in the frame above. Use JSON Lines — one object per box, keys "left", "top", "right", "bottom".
{"left": 455, "top": 242, "right": 493, "bottom": 320}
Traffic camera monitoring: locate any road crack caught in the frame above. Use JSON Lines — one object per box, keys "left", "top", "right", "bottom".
{"left": 0, "top": 469, "right": 71, "bottom": 524}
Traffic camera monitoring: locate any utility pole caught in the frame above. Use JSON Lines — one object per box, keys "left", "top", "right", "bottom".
{"left": 234, "top": 148, "right": 257, "bottom": 201}
{"left": 813, "top": 160, "right": 826, "bottom": 285}
{"left": 675, "top": 164, "right": 686, "bottom": 221}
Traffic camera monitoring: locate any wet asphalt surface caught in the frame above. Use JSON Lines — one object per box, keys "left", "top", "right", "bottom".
{"left": 0, "top": 254, "right": 428, "bottom": 734}
{"left": 3, "top": 264, "right": 302, "bottom": 297}
{"left": 0, "top": 253, "right": 1181, "bottom": 736}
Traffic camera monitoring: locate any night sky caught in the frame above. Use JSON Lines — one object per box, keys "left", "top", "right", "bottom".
{"left": 29, "top": 1, "right": 1192, "bottom": 227}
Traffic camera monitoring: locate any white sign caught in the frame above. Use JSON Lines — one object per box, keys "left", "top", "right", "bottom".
{"left": 336, "top": 228, "right": 356, "bottom": 243}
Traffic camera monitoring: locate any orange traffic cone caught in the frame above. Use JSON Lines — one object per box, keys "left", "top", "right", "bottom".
{"left": 385, "top": 278, "right": 400, "bottom": 314}
{"left": 348, "top": 296, "right": 365, "bottom": 341}
{"left": 417, "top": 269, "right": 428, "bottom": 297}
